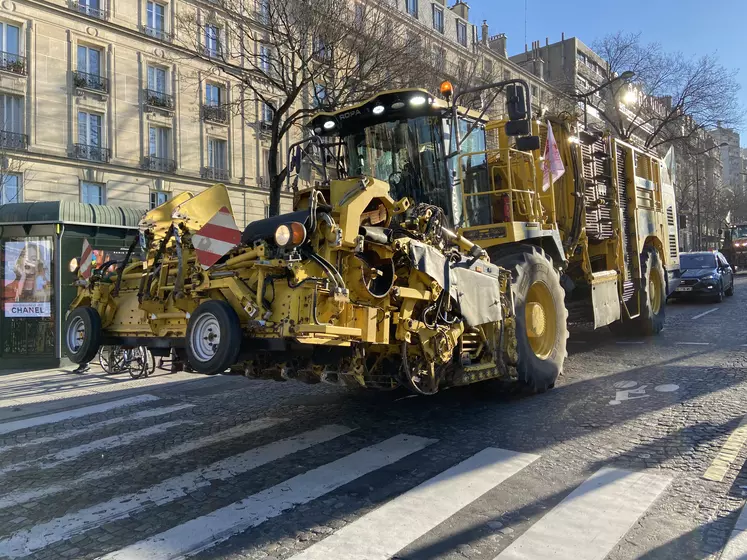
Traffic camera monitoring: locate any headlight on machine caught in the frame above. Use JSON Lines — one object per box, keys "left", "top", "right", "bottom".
{"left": 274, "top": 222, "right": 307, "bottom": 248}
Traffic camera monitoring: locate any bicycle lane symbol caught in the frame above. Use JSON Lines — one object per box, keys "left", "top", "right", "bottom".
{"left": 609, "top": 380, "right": 679, "bottom": 406}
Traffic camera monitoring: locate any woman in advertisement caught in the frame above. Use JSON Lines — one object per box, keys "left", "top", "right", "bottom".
{"left": 3, "top": 241, "right": 52, "bottom": 318}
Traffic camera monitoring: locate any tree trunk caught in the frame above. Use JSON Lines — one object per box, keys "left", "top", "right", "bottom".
{"left": 269, "top": 172, "right": 282, "bottom": 217}
{"left": 268, "top": 128, "right": 282, "bottom": 217}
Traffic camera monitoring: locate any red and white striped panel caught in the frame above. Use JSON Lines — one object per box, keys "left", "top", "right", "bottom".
{"left": 192, "top": 207, "right": 241, "bottom": 269}
{"left": 80, "top": 239, "right": 93, "bottom": 279}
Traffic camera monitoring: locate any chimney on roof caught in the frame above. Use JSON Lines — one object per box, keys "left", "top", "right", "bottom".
{"left": 451, "top": 1, "right": 469, "bottom": 20}
{"left": 481, "top": 20, "right": 489, "bottom": 45}
{"left": 546, "top": 37, "right": 549, "bottom": 47}
{"left": 561, "top": 32, "right": 565, "bottom": 41}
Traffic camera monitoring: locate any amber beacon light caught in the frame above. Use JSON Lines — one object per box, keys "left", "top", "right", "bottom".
{"left": 439, "top": 80, "right": 454, "bottom": 100}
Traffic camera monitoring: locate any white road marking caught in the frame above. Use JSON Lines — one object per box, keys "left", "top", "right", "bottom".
{"left": 0, "top": 417, "right": 288, "bottom": 509}
{"left": 495, "top": 467, "right": 671, "bottom": 560}
{"left": 0, "top": 395, "right": 160, "bottom": 436}
{"left": 0, "top": 420, "right": 194, "bottom": 476}
{"left": 719, "top": 502, "right": 747, "bottom": 559}
{"left": 675, "top": 342, "right": 711, "bottom": 346}
{"left": 0, "top": 424, "right": 352, "bottom": 558}
{"left": 99, "top": 434, "right": 436, "bottom": 560}
{"left": 0, "top": 404, "right": 193, "bottom": 453}
{"left": 691, "top": 308, "right": 718, "bottom": 320}
{"left": 289, "top": 447, "right": 539, "bottom": 560}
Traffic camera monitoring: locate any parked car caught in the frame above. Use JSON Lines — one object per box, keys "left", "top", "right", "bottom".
{"left": 671, "top": 251, "right": 734, "bottom": 302}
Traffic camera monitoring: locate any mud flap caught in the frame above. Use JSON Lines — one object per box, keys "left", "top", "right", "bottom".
{"left": 592, "top": 270, "right": 621, "bottom": 328}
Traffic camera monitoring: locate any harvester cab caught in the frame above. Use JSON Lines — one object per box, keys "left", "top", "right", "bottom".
{"left": 723, "top": 224, "right": 747, "bottom": 270}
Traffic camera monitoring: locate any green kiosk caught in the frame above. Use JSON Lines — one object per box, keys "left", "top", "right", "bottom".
{"left": 0, "top": 202, "right": 143, "bottom": 370}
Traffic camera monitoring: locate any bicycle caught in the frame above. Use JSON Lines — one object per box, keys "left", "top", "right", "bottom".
{"left": 98, "top": 346, "right": 156, "bottom": 379}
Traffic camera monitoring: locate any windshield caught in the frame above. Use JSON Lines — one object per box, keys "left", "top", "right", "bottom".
{"left": 680, "top": 254, "right": 716, "bottom": 270}
{"left": 344, "top": 116, "right": 450, "bottom": 215}
{"left": 733, "top": 226, "right": 747, "bottom": 239}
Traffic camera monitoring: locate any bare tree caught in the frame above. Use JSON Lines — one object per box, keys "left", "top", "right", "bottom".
{"left": 589, "top": 32, "right": 742, "bottom": 150}
{"left": 176, "top": 0, "right": 432, "bottom": 215}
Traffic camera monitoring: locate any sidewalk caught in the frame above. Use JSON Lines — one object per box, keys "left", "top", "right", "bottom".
{"left": 0, "top": 364, "right": 237, "bottom": 422}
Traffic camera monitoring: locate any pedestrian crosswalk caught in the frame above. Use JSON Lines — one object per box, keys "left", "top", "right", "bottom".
{"left": 0, "top": 394, "right": 677, "bottom": 560}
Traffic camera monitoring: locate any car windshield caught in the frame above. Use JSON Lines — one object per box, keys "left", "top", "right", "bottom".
{"left": 344, "top": 116, "right": 451, "bottom": 215}
{"left": 680, "top": 254, "right": 717, "bottom": 269}
{"left": 733, "top": 226, "right": 747, "bottom": 238}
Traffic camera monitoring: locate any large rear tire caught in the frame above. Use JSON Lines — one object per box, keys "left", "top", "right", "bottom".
{"left": 637, "top": 247, "right": 666, "bottom": 335}
{"left": 495, "top": 247, "right": 568, "bottom": 393}
{"left": 65, "top": 307, "right": 102, "bottom": 364}
{"left": 185, "top": 300, "right": 242, "bottom": 374}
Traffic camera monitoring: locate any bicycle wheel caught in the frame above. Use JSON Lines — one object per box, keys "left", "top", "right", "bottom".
{"left": 143, "top": 347, "right": 156, "bottom": 377}
{"left": 99, "top": 346, "right": 126, "bottom": 375}
{"left": 126, "top": 347, "right": 149, "bottom": 379}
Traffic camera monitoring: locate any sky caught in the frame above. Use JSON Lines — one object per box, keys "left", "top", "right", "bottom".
{"left": 467, "top": 0, "right": 747, "bottom": 146}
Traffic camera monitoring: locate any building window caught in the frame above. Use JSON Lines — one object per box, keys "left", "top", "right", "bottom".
{"left": 261, "top": 102, "right": 273, "bottom": 125}
{"left": 577, "top": 51, "right": 586, "bottom": 65}
{"left": 0, "top": 94, "right": 26, "bottom": 151}
{"left": 433, "top": 46, "right": 446, "bottom": 71}
{"left": 313, "top": 37, "right": 331, "bottom": 62}
{"left": 205, "top": 83, "right": 221, "bottom": 106}
{"left": 81, "top": 181, "right": 105, "bottom": 204}
{"left": 76, "top": 111, "right": 108, "bottom": 161}
{"left": 432, "top": 6, "right": 444, "bottom": 33}
{"left": 260, "top": 147, "right": 270, "bottom": 187}
{"left": 203, "top": 137, "right": 228, "bottom": 180}
{"left": 0, "top": 22, "right": 25, "bottom": 76}
{"left": 145, "top": 65, "right": 174, "bottom": 109}
{"left": 145, "top": 1, "right": 169, "bottom": 41}
{"left": 204, "top": 24, "right": 222, "bottom": 58}
{"left": 150, "top": 190, "right": 169, "bottom": 209}
{"left": 531, "top": 85, "right": 538, "bottom": 97}
{"left": 146, "top": 126, "right": 175, "bottom": 172}
{"left": 257, "top": 0, "right": 270, "bottom": 25}
{"left": 74, "top": 45, "right": 107, "bottom": 92}
{"left": 503, "top": 69, "right": 511, "bottom": 81}
{"left": 354, "top": 3, "right": 365, "bottom": 24}
{"left": 456, "top": 21, "right": 467, "bottom": 47}
{"left": 202, "top": 83, "right": 227, "bottom": 123}
{"left": 1, "top": 174, "right": 21, "bottom": 204}
{"left": 259, "top": 44, "right": 273, "bottom": 74}
{"left": 313, "top": 83, "right": 327, "bottom": 108}
{"left": 73, "top": 0, "right": 107, "bottom": 19}
{"left": 405, "top": 0, "right": 417, "bottom": 17}
{"left": 484, "top": 58, "right": 493, "bottom": 76}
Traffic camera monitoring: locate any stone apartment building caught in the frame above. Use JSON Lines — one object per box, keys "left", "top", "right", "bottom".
{"left": 0, "top": 0, "right": 553, "bottom": 225}
{"left": 711, "top": 125, "right": 746, "bottom": 197}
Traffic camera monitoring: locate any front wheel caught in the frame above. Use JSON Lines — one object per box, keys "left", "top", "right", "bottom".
{"left": 495, "top": 247, "right": 568, "bottom": 393}
{"left": 726, "top": 279, "right": 735, "bottom": 296}
{"left": 713, "top": 282, "right": 724, "bottom": 303}
{"left": 65, "top": 307, "right": 102, "bottom": 364}
{"left": 185, "top": 300, "right": 242, "bottom": 374}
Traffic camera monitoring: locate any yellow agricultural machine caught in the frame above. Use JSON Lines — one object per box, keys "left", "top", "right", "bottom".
{"left": 65, "top": 79, "right": 679, "bottom": 394}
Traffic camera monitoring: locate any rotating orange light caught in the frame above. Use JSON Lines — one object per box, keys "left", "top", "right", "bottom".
{"left": 440, "top": 80, "right": 454, "bottom": 98}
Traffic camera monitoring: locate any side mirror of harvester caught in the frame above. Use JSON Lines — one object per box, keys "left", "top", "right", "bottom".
{"left": 505, "top": 84, "right": 530, "bottom": 137}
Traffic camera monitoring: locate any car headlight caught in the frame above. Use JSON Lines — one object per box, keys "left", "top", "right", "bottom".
{"left": 274, "top": 222, "right": 307, "bottom": 248}
{"left": 702, "top": 274, "right": 717, "bottom": 281}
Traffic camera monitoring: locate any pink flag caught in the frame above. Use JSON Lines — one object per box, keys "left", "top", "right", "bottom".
{"left": 542, "top": 121, "right": 565, "bottom": 191}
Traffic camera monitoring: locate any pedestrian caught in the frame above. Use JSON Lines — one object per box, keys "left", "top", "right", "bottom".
{"left": 72, "top": 361, "right": 90, "bottom": 374}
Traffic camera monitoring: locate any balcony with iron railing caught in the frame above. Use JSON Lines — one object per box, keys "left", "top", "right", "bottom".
{"left": 73, "top": 71, "right": 108, "bottom": 93}
{"left": 143, "top": 89, "right": 175, "bottom": 111}
{"left": 0, "top": 52, "right": 26, "bottom": 76}
{"left": 71, "top": 0, "right": 108, "bottom": 19}
{"left": 201, "top": 166, "right": 229, "bottom": 181}
{"left": 143, "top": 26, "right": 172, "bottom": 42}
{"left": 201, "top": 104, "right": 229, "bottom": 124}
{"left": 73, "top": 143, "right": 111, "bottom": 162}
{"left": 143, "top": 155, "right": 176, "bottom": 173}
{"left": 0, "top": 131, "right": 28, "bottom": 151}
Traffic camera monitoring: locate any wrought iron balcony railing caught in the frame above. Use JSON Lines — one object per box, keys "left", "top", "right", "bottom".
{"left": 143, "top": 89, "right": 175, "bottom": 110}
{"left": 0, "top": 131, "right": 28, "bottom": 151}
{"left": 201, "top": 104, "right": 228, "bottom": 124}
{"left": 143, "top": 26, "right": 172, "bottom": 42}
{"left": 0, "top": 51, "right": 26, "bottom": 76}
{"left": 143, "top": 155, "right": 176, "bottom": 173}
{"left": 73, "top": 70, "right": 108, "bottom": 93}
{"left": 201, "top": 166, "right": 229, "bottom": 181}
{"left": 73, "top": 143, "right": 110, "bottom": 162}
{"left": 71, "top": 0, "right": 108, "bottom": 19}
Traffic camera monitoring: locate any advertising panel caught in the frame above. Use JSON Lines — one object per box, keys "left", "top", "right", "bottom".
{"left": 3, "top": 239, "right": 53, "bottom": 318}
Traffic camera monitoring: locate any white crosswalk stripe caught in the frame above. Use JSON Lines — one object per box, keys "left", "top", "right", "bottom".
{"left": 0, "top": 420, "right": 195, "bottom": 476}
{"left": 0, "top": 404, "right": 194, "bottom": 453}
{"left": 289, "top": 447, "right": 539, "bottom": 560}
{"left": 0, "top": 425, "right": 352, "bottom": 558}
{"left": 0, "top": 395, "right": 160, "bottom": 435}
{"left": 99, "top": 434, "right": 436, "bottom": 560}
{"left": 0, "top": 416, "right": 289, "bottom": 509}
{"left": 495, "top": 467, "right": 671, "bottom": 560}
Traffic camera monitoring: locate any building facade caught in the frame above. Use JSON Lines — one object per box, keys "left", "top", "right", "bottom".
{"left": 711, "top": 125, "right": 745, "bottom": 197}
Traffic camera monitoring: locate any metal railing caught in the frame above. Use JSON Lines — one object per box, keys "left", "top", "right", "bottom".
{"left": 73, "top": 70, "right": 108, "bottom": 92}
{"left": 73, "top": 143, "right": 111, "bottom": 162}
{"left": 0, "top": 131, "right": 28, "bottom": 151}
{"left": 0, "top": 52, "right": 26, "bottom": 76}
{"left": 143, "top": 155, "right": 176, "bottom": 173}
{"left": 143, "top": 89, "right": 175, "bottom": 110}
{"left": 143, "top": 26, "right": 172, "bottom": 42}
{"left": 71, "top": 0, "right": 108, "bottom": 19}
{"left": 201, "top": 104, "right": 228, "bottom": 123}
{"left": 201, "top": 166, "right": 229, "bottom": 181}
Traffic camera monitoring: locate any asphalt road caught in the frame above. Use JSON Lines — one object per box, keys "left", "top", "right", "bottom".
{"left": 2, "top": 277, "right": 747, "bottom": 559}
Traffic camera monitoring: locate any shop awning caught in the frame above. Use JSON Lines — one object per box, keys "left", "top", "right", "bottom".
{"left": 0, "top": 202, "right": 145, "bottom": 228}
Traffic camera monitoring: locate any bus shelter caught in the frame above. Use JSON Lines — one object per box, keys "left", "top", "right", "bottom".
{"left": 0, "top": 202, "right": 142, "bottom": 370}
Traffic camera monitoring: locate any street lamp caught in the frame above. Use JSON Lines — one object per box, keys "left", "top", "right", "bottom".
{"left": 573, "top": 70, "right": 636, "bottom": 129}
{"left": 691, "top": 141, "right": 729, "bottom": 250}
